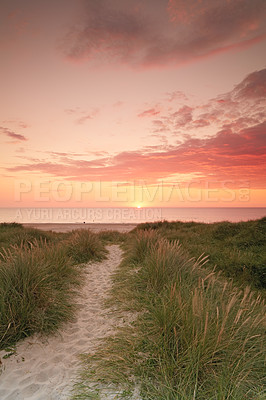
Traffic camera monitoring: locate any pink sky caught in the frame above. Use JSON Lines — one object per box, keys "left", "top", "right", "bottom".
{"left": 0, "top": 0, "right": 266, "bottom": 208}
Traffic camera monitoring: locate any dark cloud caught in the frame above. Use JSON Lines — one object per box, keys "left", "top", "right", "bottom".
{"left": 0, "top": 126, "right": 27, "bottom": 141}
{"left": 61, "top": 0, "right": 266, "bottom": 66}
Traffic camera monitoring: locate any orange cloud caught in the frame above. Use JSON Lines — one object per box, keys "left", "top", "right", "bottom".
{"left": 5, "top": 69, "right": 266, "bottom": 189}
{"left": 7, "top": 121, "right": 266, "bottom": 188}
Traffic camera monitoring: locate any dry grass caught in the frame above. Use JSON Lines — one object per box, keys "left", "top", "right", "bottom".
{"left": 74, "top": 230, "right": 266, "bottom": 400}
{"left": 0, "top": 224, "right": 108, "bottom": 350}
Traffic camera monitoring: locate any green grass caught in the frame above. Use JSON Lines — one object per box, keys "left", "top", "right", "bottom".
{"left": 0, "top": 222, "right": 59, "bottom": 258}
{"left": 74, "top": 228, "right": 266, "bottom": 400}
{"left": 97, "top": 230, "right": 127, "bottom": 245}
{"left": 1, "top": 220, "right": 265, "bottom": 398}
{"left": 132, "top": 218, "right": 266, "bottom": 291}
{"left": 64, "top": 229, "right": 107, "bottom": 263}
{"left": 0, "top": 241, "right": 82, "bottom": 349}
{"left": 0, "top": 224, "right": 107, "bottom": 350}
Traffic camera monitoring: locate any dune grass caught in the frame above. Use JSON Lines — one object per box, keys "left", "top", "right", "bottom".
{"left": 0, "top": 224, "right": 107, "bottom": 350}
{"left": 0, "top": 241, "right": 82, "bottom": 349}
{"left": 1, "top": 220, "right": 265, "bottom": 398}
{"left": 0, "top": 222, "right": 59, "bottom": 257}
{"left": 132, "top": 218, "right": 266, "bottom": 291}
{"left": 74, "top": 229, "right": 266, "bottom": 400}
{"left": 64, "top": 229, "right": 107, "bottom": 263}
{"left": 97, "top": 230, "right": 127, "bottom": 245}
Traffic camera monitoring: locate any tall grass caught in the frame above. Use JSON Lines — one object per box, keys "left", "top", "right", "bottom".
{"left": 74, "top": 230, "right": 266, "bottom": 399}
{"left": 97, "top": 230, "right": 127, "bottom": 244}
{"left": 0, "top": 222, "right": 58, "bottom": 257}
{"left": 133, "top": 218, "right": 266, "bottom": 291}
{"left": 131, "top": 235, "right": 265, "bottom": 399}
{"left": 0, "top": 241, "right": 82, "bottom": 349}
{"left": 64, "top": 229, "right": 107, "bottom": 264}
{"left": 0, "top": 225, "right": 108, "bottom": 350}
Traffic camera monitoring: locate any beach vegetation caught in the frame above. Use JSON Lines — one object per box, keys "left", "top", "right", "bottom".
{"left": 64, "top": 229, "right": 107, "bottom": 263}
{"left": 0, "top": 225, "right": 107, "bottom": 350}
{"left": 74, "top": 227, "right": 266, "bottom": 399}
{"left": 97, "top": 230, "right": 127, "bottom": 244}
{"left": 0, "top": 223, "right": 58, "bottom": 257}
{"left": 132, "top": 218, "right": 266, "bottom": 291}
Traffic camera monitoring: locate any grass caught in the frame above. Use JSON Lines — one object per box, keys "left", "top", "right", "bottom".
{"left": 1, "top": 220, "right": 265, "bottom": 398}
{"left": 0, "top": 222, "right": 59, "bottom": 258}
{"left": 74, "top": 228, "right": 266, "bottom": 400}
{"left": 0, "top": 241, "right": 81, "bottom": 348}
{"left": 0, "top": 224, "right": 107, "bottom": 350}
{"left": 97, "top": 230, "right": 127, "bottom": 245}
{"left": 64, "top": 229, "right": 107, "bottom": 264}
{"left": 132, "top": 218, "right": 266, "bottom": 291}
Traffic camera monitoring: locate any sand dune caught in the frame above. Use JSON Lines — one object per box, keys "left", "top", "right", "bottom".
{"left": 0, "top": 245, "right": 123, "bottom": 400}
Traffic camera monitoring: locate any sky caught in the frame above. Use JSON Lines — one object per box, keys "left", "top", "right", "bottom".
{"left": 0, "top": 0, "right": 266, "bottom": 208}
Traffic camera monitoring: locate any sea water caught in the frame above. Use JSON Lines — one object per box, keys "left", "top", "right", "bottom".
{"left": 0, "top": 207, "right": 265, "bottom": 224}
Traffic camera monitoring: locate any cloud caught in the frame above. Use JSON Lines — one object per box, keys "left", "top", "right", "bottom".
{"left": 49, "top": 150, "right": 108, "bottom": 158}
{"left": 152, "top": 119, "right": 171, "bottom": 133}
{"left": 2, "top": 119, "right": 29, "bottom": 129}
{"left": 65, "top": 107, "right": 99, "bottom": 124}
{"left": 171, "top": 105, "right": 193, "bottom": 128}
{"left": 0, "top": 126, "right": 27, "bottom": 141}
{"left": 138, "top": 108, "right": 161, "bottom": 118}
{"left": 232, "top": 68, "right": 266, "bottom": 100}
{"left": 64, "top": 108, "right": 81, "bottom": 115}
{"left": 150, "top": 68, "right": 266, "bottom": 135}
{"left": 5, "top": 68, "right": 265, "bottom": 188}
{"left": 7, "top": 120, "right": 266, "bottom": 187}
{"left": 76, "top": 114, "right": 95, "bottom": 125}
{"left": 61, "top": 0, "right": 266, "bottom": 67}
{"left": 165, "top": 90, "right": 189, "bottom": 102}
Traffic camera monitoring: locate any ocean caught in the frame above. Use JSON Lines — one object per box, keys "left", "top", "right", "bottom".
{"left": 0, "top": 207, "right": 265, "bottom": 224}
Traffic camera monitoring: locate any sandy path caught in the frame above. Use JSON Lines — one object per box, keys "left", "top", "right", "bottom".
{"left": 0, "top": 245, "right": 123, "bottom": 400}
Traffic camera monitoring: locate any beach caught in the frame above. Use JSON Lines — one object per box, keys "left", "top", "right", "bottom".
{"left": 22, "top": 223, "right": 137, "bottom": 233}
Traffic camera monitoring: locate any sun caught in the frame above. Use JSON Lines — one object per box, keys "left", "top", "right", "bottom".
{"left": 137, "top": 205, "right": 142, "bottom": 209}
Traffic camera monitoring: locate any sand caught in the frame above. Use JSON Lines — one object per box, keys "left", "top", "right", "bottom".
{"left": 0, "top": 245, "right": 124, "bottom": 400}
{"left": 22, "top": 223, "right": 137, "bottom": 233}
